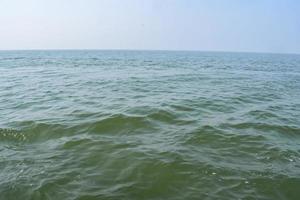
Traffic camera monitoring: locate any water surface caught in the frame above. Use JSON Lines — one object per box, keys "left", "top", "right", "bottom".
{"left": 0, "top": 50, "right": 300, "bottom": 199}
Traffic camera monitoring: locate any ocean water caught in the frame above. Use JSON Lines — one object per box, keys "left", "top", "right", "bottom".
{"left": 0, "top": 50, "right": 300, "bottom": 200}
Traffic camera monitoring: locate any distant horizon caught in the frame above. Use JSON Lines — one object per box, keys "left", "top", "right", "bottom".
{"left": 0, "top": 48, "right": 299, "bottom": 56}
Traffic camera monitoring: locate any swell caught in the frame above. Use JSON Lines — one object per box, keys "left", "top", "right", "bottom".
{"left": 81, "top": 109, "right": 194, "bottom": 134}
{"left": 221, "top": 122, "right": 300, "bottom": 136}
{"left": 85, "top": 113, "right": 153, "bottom": 134}
{"left": 0, "top": 122, "right": 74, "bottom": 143}
{"left": 0, "top": 108, "right": 194, "bottom": 143}
{"left": 0, "top": 128, "right": 26, "bottom": 142}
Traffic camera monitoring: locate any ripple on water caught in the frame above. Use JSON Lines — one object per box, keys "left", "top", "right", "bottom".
{"left": 1, "top": 51, "right": 300, "bottom": 200}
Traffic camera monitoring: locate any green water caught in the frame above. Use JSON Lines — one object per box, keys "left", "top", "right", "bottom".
{"left": 0, "top": 50, "right": 300, "bottom": 200}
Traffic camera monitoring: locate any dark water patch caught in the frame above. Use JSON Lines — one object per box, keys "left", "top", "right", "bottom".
{"left": 245, "top": 109, "right": 281, "bottom": 120}
{"left": 61, "top": 138, "right": 93, "bottom": 150}
{"left": 247, "top": 177, "right": 300, "bottom": 200}
{"left": 147, "top": 109, "right": 185, "bottom": 125}
{"left": 169, "top": 104, "right": 195, "bottom": 112}
{"left": 228, "top": 95, "right": 257, "bottom": 105}
{"left": 185, "top": 125, "right": 227, "bottom": 146}
{"left": 0, "top": 57, "right": 26, "bottom": 61}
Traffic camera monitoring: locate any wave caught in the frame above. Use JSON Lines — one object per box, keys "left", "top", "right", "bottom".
{"left": 85, "top": 114, "right": 153, "bottom": 134}
{"left": 222, "top": 122, "right": 300, "bottom": 136}
{"left": 0, "top": 121, "right": 74, "bottom": 143}
{"left": 0, "top": 128, "right": 26, "bottom": 142}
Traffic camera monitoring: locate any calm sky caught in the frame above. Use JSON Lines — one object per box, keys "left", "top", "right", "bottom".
{"left": 1, "top": 0, "right": 299, "bottom": 53}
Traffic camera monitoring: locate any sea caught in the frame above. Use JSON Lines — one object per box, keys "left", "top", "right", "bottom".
{"left": 0, "top": 50, "right": 299, "bottom": 200}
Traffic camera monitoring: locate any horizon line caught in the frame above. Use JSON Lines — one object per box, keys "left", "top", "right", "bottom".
{"left": 0, "top": 48, "right": 299, "bottom": 56}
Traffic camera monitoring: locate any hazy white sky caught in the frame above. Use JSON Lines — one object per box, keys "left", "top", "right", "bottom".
{"left": 1, "top": 0, "right": 300, "bottom": 53}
